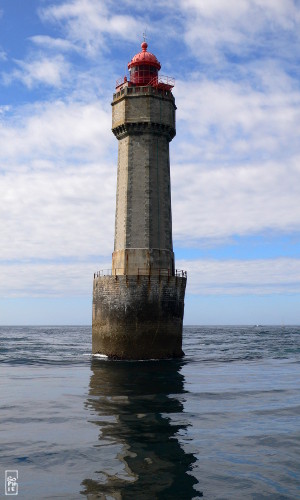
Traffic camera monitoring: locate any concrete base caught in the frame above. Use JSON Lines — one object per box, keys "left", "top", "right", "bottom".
{"left": 92, "top": 275, "right": 186, "bottom": 359}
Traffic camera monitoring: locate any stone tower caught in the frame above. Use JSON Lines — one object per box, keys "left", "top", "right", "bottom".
{"left": 92, "top": 42, "right": 186, "bottom": 359}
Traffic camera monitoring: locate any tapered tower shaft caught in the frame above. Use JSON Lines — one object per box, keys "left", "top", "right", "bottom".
{"left": 112, "top": 86, "right": 176, "bottom": 275}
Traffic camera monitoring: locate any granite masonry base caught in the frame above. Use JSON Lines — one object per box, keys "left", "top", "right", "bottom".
{"left": 92, "top": 275, "right": 186, "bottom": 359}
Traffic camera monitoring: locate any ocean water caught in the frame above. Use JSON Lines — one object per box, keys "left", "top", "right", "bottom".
{"left": 0, "top": 325, "right": 300, "bottom": 499}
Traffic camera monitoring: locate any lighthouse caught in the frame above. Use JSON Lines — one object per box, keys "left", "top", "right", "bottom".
{"left": 92, "top": 42, "right": 187, "bottom": 359}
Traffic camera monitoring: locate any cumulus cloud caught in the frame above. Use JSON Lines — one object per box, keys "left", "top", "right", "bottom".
{"left": 0, "top": 99, "right": 115, "bottom": 261}
{"left": 0, "top": 261, "right": 110, "bottom": 298}
{"left": 0, "top": 49, "right": 6, "bottom": 61}
{"left": 170, "top": 72, "right": 300, "bottom": 243}
{"left": 171, "top": 159, "right": 300, "bottom": 243}
{"left": 177, "top": 257, "right": 300, "bottom": 295}
{"left": 2, "top": 55, "right": 71, "bottom": 88}
{"left": 0, "top": 163, "right": 115, "bottom": 261}
{"left": 0, "top": 99, "right": 112, "bottom": 163}
{"left": 29, "top": 35, "right": 77, "bottom": 53}
{"left": 174, "top": 75, "right": 300, "bottom": 163}
{"left": 39, "top": 0, "right": 142, "bottom": 57}
{"left": 180, "top": 0, "right": 300, "bottom": 64}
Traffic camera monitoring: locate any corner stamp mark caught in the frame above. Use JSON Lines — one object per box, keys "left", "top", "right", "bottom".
{"left": 5, "top": 470, "right": 18, "bottom": 496}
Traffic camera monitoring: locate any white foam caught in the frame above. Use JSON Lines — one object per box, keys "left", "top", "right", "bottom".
{"left": 92, "top": 353, "right": 109, "bottom": 359}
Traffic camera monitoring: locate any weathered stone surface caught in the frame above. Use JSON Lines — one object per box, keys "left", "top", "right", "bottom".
{"left": 92, "top": 275, "right": 186, "bottom": 359}
{"left": 112, "top": 88, "right": 175, "bottom": 275}
{"left": 92, "top": 69, "right": 186, "bottom": 359}
{"left": 112, "top": 86, "right": 176, "bottom": 135}
{"left": 112, "top": 248, "right": 174, "bottom": 276}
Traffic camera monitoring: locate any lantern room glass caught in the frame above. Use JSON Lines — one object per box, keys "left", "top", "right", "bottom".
{"left": 129, "top": 65, "right": 158, "bottom": 85}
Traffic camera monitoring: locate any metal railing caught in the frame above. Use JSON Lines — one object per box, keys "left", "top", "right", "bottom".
{"left": 94, "top": 268, "right": 187, "bottom": 279}
{"left": 116, "top": 76, "right": 127, "bottom": 87}
{"left": 148, "top": 75, "right": 175, "bottom": 89}
{"left": 116, "top": 75, "right": 175, "bottom": 90}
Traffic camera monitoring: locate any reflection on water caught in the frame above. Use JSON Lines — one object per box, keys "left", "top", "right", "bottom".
{"left": 82, "top": 360, "right": 200, "bottom": 499}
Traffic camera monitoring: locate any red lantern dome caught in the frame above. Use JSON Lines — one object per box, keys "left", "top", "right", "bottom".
{"left": 128, "top": 42, "right": 161, "bottom": 85}
{"left": 115, "top": 42, "right": 174, "bottom": 91}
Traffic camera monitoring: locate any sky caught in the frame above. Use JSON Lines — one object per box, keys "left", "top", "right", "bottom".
{"left": 0, "top": 0, "right": 300, "bottom": 325}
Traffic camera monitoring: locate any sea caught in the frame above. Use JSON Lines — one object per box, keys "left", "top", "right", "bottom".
{"left": 0, "top": 325, "right": 299, "bottom": 499}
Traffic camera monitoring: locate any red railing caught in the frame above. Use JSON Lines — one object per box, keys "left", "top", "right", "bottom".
{"left": 148, "top": 75, "right": 175, "bottom": 89}
{"left": 115, "top": 75, "right": 175, "bottom": 90}
{"left": 116, "top": 76, "right": 127, "bottom": 88}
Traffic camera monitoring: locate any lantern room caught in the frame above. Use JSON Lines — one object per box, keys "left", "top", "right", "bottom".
{"left": 115, "top": 42, "right": 175, "bottom": 92}
{"left": 128, "top": 42, "right": 161, "bottom": 85}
